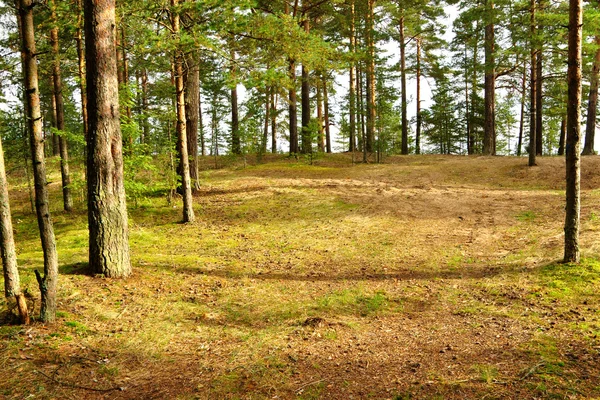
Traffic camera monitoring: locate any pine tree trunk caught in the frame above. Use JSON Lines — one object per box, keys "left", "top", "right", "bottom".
{"left": 518, "top": 61, "right": 526, "bottom": 156}
{"left": 416, "top": 37, "right": 422, "bottom": 155}
{"left": 16, "top": 0, "right": 59, "bottom": 321}
{"left": 184, "top": 52, "right": 200, "bottom": 189}
{"left": 301, "top": 19, "right": 311, "bottom": 154}
{"left": 558, "top": 115, "right": 566, "bottom": 156}
{"left": 271, "top": 90, "right": 277, "bottom": 153}
{"left": 349, "top": 0, "right": 356, "bottom": 152}
{"left": 529, "top": 0, "right": 538, "bottom": 167}
{"left": 564, "top": 0, "right": 582, "bottom": 263}
{"left": 230, "top": 47, "right": 241, "bottom": 155}
{"left": 262, "top": 87, "right": 270, "bottom": 154}
{"left": 288, "top": 59, "right": 298, "bottom": 155}
{"left": 399, "top": 14, "right": 408, "bottom": 155}
{"left": 582, "top": 36, "right": 600, "bottom": 155}
{"left": 76, "top": 0, "right": 88, "bottom": 163}
{"left": 366, "top": 0, "right": 376, "bottom": 154}
{"left": 170, "top": 0, "right": 195, "bottom": 223}
{"left": 0, "top": 136, "right": 29, "bottom": 324}
{"left": 323, "top": 77, "right": 332, "bottom": 154}
{"left": 316, "top": 80, "right": 325, "bottom": 152}
{"left": 50, "top": 0, "right": 73, "bottom": 212}
{"left": 84, "top": 0, "right": 132, "bottom": 277}
{"left": 141, "top": 68, "right": 150, "bottom": 145}
{"left": 483, "top": 0, "right": 496, "bottom": 156}
{"left": 536, "top": 39, "right": 544, "bottom": 156}
{"left": 199, "top": 89, "right": 205, "bottom": 156}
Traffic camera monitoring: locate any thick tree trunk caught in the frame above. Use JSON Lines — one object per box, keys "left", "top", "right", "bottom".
{"left": 416, "top": 37, "right": 422, "bottom": 155}
{"left": 349, "top": 0, "right": 356, "bottom": 152}
{"left": 558, "top": 115, "right": 566, "bottom": 156}
{"left": 582, "top": 36, "right": 600, "bottom": 155}
{"left": 50, "top": 0, "right": 73, "bottom": 212}
{"left": 84, "top": 0, "right": 132, "bottom": 277}
{"left": 16, "top": 0, "right": 59, "bottom": 322}
{"left": 170, "top": 0, "right": 195, "bottom": 223}
{"left": 399, "top": 15, "right": 408, "bottom": 155}
{"left": 366, "top": 0, "right": 376, "bottom": 154}
{"left": 529, "top": 0, "right": 537, "bottom": 167}
{"left": 0, "top": 136, "right": 29, "bottom": 324}
{"left": 483, "top": 0, "right": 496, "bottom": 156}
{"left": 184, "top": 52, "right": 200, "bottom": 189}
{"left": 564, "top": 0, "right": 582, "bottom": 263}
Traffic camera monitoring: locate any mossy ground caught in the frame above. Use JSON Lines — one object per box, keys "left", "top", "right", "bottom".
{"left": 1, "top": 154, "right": 600, "bottom": 399}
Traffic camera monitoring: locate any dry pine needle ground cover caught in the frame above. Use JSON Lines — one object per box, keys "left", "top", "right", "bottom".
{"left": 1, "top": 154, "right": 600, "bottom": 399}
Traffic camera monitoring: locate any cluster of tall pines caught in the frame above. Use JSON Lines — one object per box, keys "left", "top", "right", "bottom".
{"left": 0, "top": 0, "right": 591, "bottom": 324}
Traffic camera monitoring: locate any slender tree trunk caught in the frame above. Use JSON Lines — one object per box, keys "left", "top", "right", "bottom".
{"left": 366, "top": 0, "right": 376, "bottom": 153}
{"left": 518, "top": 62, "right": 526, "bottom": 156}
{"left": 529, "top": 0, "right": 538, "bottom": 167}
{"left": 471, "top": 30, "right": 479, "bottom": 153}
{"left": 170, "top": 0, "right": 195, "bottom": 223}
{"left": 230, "top": 47, "right": 241, "bottom": 155}
{"left": 16, "top": 0, "right": 59, "bottom": 322}
{"left": 84, "top": 0, "right": 132, "bottom": 277}
{"left": 399, "top": 14, "right": 408, "bottom": 155}
{"left": 76, "top": 0, "right": 88, "bottom": 163}
{"left": 301, "top": 19, "right": 312, "bottom": 154}
{"left": 271, "top": 90, "right": 277, "bottom": 153}
{"left": 262, "top": 87, "right": 270, "bottom": 154}
{"left": 558, "top": 115, "right": 567, "bottom": 156}
{"left": 288, "top": 59, "right": 298, "bottom": 155}
{"left": 316, "top": 79, "right": 325, "bottom": 152}
{"left": 141, "top": 68, "right": 150, "bottom": 145}
{"left": 583, "top": 35, "right": 600, "bottom": 155}
{"left": 0, "top": 136, "right": 29, "bottom": 324}
{"left": 464, "top": 45, "right": 471, "bottom": 155}
{"left": 199, "top": 89, "right": 205, "bottom": 156}
{"left": 184, "top": 52, "right": 200, "bottom": 190}
{"left": 349, "top": 0, "right": 356, "bottom": 152}
{"left": 564, "top": 0, "right": 582, "bottom": 263}
{"left": 483, "top": 0, "right": 496, "bottom": 156}
{"left": 323, "top": 76, "right": 332, "bottom": 153}
{"left": 49, "top": 0, "right": 73, "bottom": 212}
{"left": 536, "top": 34, "right": 544, "bottom": 156}
{"left": 416, "top": 37, "right": 422, "bottom": 155}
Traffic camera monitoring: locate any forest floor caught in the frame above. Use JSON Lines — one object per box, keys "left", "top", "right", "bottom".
{"left": 1, "top": 154, "right": 600, "bottom": 399}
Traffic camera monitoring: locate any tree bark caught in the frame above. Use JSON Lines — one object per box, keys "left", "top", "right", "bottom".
{"left": 0, "top": 135, "right": 29, "bottom": 324}
{"left": 262, "top": 87, "right": 270, "bottom": 154}
{"left": 399, "top": 14, "right": 408, "bottom": 155}
{"left": 170, "top": 0, "right": 195, "bottom": 223}
{"left": 84, "top": 0, "right": 132, "bottom": 277}
{"left": 564, "top": 0, "right": 582, "bottom": 263}
{"left": 16, "top": 0, "right": 59, "bottom": 322}
{"left": 230, "top": 45, "right": 241, "bottom": 155}
{"left": 199, "top": 89, "right": 205, "bottom": 156}
{"left": 483, "top": 0, "right": 496, "bottom": 156}
{"left": 582, "top": 35, "right": 600, "bottom": 155}
{"left": 529, "top": 0, "right": 537, "bottom": 167}
{"left": 184, "top": 52, "right": 200, "bottom": 189}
